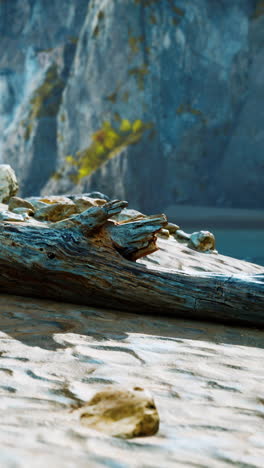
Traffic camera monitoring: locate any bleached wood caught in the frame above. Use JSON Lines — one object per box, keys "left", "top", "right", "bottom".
{"left": 0, "top": 199, "right": 263, "bottom": 326}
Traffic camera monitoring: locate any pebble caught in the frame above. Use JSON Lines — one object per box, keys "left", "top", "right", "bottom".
{"left": 79, "top": 386, "right": 159, "bottom": 438}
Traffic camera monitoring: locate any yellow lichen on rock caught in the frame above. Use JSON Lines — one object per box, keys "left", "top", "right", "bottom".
{"left": 64, "top": 118, "right": 154, "bottom": 181}
{"left": 119, "top": 119, "right": 132, "bottom": 132}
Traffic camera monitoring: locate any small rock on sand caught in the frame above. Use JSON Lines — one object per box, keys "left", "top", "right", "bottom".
{"left": 189, "top": 230, "right": 216, "bottom": 252}
{"left": 79, "top": 386, "right": 159, "bottom": 438}
{"left": 165, "top": 222, "right": 180, "bottom": 234}
{"left": 157, "top": 228, "right": 170, "bottom": 238}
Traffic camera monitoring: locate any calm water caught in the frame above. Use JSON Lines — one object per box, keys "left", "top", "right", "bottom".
{"left": 199, "top": 229, "right": 264, "bottom": 266}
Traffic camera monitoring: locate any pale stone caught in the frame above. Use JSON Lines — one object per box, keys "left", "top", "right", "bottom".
{"left": 12, "top": 207, "right": 34, "bottom": 218}
{"left": 166, "top": 222, "right": 180, "bottom": 234}
{"left": 0, "top": 165, "right": 18, "bottom": 203}
{"left": 73, "top": 196, "right": 107, "bottom": 213}
{"left": 0, "top": 203, "right": 7, "bottom": 211}
{"left": 92, "top": 198, "right": 107, "bottom": 206}
{"left": 189, "top": 231, "right": 216, "bottom": 252}
{"left": 26, "top": 196, "right": 76, "bottom": 213}
{"left": 157, "top": 229, "right": 170, "bottom": 238}
{"left": 0, "top": 210, "right": 25, "bottom": 222}
{"left": 174, "top": 229, "right": 191, "bottom": 242}
{"left": 86, "top": 191, "right": 110, "bottom": 201}
{"left": 79, "top": 387, "right": 159, "bottom": 438}
{"left": 8, "top": 196, "right": 35, "bottom": 212}
{"left": 68, "top": 192, "right": 110, "bottom": 202}
{"left": 114, "top": 208, "right": 146, "bottom": 223}
{"left": 34, "top": 203, "right": 77, "bottom": 222}
{"left": 25, "top": 199, "right": 51, "bottom": 211}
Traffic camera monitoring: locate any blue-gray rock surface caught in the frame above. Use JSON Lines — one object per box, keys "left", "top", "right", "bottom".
{"left": 0, "top": 0, "right": 263, "bottom": 212}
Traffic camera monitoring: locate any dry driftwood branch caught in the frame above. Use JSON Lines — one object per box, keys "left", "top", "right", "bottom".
{"left": 0, "top": 200, "right": 263, "bottom": 326}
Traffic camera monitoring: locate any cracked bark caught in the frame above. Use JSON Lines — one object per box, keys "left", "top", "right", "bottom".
{"left": 0, "top": 200, "right": 263, "bottom": 326}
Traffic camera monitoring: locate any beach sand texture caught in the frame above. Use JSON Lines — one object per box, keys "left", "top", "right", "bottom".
{"left": 0, "top": 206, "right": 263, "bottom": 467}
{"left": 0, "top": 292, "right": 263, "bottom": 468}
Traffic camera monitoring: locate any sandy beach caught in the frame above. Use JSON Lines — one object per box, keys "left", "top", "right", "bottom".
{"left": 0, "top": 200, "right": 263, "bottom": 467}
{"left": 0, "top": 293, "right": 264, "bottom": 468}
{"left": 0, "top": 0, "right": 263, "bottom": 464}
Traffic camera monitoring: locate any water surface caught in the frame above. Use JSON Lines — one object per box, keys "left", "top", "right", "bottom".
{"left": 200, "top": 229, "right": 264, "bottom": 266}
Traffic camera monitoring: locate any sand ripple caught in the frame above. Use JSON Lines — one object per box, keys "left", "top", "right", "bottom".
{"left": 0, "top": 294, "right": 263, "bottom": 467}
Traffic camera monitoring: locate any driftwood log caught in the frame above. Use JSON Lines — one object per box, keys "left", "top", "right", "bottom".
{"left": 0, "top": 199, "right": 263, "bottom": 327}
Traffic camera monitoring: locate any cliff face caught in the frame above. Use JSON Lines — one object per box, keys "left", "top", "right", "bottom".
{"left": 0, "top": 0, "right": 88, "bottom": 195}
{"left": 0, "top": 0, "right": 263, "bottom": 212}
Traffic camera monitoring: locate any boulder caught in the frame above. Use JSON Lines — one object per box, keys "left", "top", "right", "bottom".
{"left": 26, "top": 199, "right": 50, "bottom": 211}
{"left": 34, "top": 202, "right": 77, "bottom": 222}
{"left": 113, "top": 208, "right": 146, "bottom": 223}
{"left": 8, "top": 196, "right": 35, "bottom": 212}
{"left": 0, "top": 165, "right": 19, "bottom": 203}
{"left": 73, "top": 196, "right": 107, "bottom": 213}
{"left": 79, "top": 387, "right": 160, "bottom": 438}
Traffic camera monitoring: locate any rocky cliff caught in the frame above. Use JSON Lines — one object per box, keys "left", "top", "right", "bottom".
{"left": 0, "top": 0, "right": 263, "bottom": 212}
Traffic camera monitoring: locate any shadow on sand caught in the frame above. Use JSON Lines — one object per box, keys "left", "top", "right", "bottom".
{"left": 0, "top": 293, "right": 263, "bottom": 351}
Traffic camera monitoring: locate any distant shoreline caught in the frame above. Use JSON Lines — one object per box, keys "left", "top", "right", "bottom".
{"left": 163, "top": 205, "right": 264, "bottom": 230}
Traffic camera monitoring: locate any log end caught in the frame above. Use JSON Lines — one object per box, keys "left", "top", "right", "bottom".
{"left": 108, "top": 214, "right": 168, "bottom": 260}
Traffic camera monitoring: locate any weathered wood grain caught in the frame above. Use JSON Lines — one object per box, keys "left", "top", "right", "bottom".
{"left": 0, "top": 200, "right": 263, "bottom": 326}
